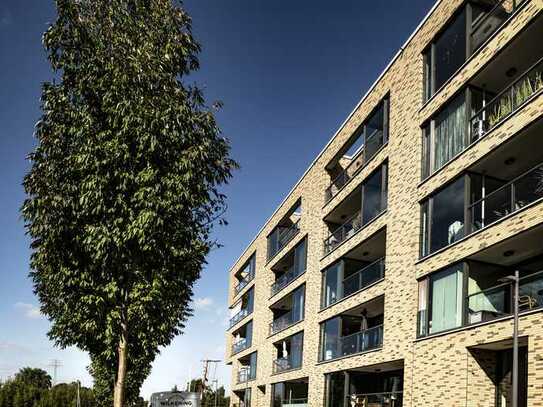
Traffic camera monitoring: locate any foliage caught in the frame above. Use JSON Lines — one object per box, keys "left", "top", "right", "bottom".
{"left": 22, "top": 0, "right": 237, "bottom": 404}
{"left": 0, "top": 368, "right": 98, "bottom": 407}
{"left": 488, "top": 66, "right": 543, "bottom": 127}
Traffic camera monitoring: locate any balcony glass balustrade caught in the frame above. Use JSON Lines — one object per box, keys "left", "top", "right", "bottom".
{"left": 466, "top": 270, "right": 543, "bottom": 324}
{"left": 468, "top": 161, "right": 543, "bottom": 231}
{"left": 234, "top": 272, "right": 255, "bottom": 295}
{"left": 342, "top": 258, "right": 385, "bottom": 298}
{"left": 470, "top": 57, "right": 543, "bottom": 142}
{"left": 232, "top": 337, "right": 250, "bottom": 355}
{"left": 268, "top": 221, "right": 300, "bottom": 261}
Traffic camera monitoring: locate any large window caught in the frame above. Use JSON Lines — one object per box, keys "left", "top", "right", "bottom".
{"left": 362, "top": 164, "right": 388, "bottom": 224}
{"left": 424, "top": 9, "right": 467, "bottom": 100}
{"left": 421, "top": 177, "right": 466, "bottom": 257}
{"left": 418, "top": 264, "right": 464, "bottom": 336}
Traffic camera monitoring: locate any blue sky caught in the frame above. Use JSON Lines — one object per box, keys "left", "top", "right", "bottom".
{"left": 0, "top": 0, "right": 435, "bottom": 399}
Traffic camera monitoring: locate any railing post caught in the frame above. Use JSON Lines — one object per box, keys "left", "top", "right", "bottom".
{"left": 511, "top": 182, "right": 516, "bottom": 213}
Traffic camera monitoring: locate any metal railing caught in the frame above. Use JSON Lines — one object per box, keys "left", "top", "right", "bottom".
{"left": 232, "top": 337, "right": 250, "bottom": 355}
{"left": 466, "top": 269, "right": 543, "bottom": 324}
{"left": 281, "top": 398, "right": 308, "bottom": 406}
{"left": 229, "top": 307, "right": 252, "bottom": 329}
{"left": 234, "top": 273, "right": 255, "bottom": 296}
{"left": 468, "top": 161, "right": 543, "bottom": 232}
{"left": 270, "top": 266, "right": 305, "bottom": 297}
{"left": 470, "top": 0, "right": 526, "bottom": 53}
{"left": 236, "top": 367, "right": 255, "bottom": 384}
{"left": 323, "top": 211, "right": 363, "bottom": 255}
{"left": 470, "top": 56, "right": 543, "bottom": 142}
{"left": 325, "top": 129, "right": 385, "bottom": 202}
{"left": 268, "top": 220, "right": 301, "bottom": 261}
{"left": 322, "top": 324, "right": 383, "bottom": 361}
{"left": 347, "top": 391, "right": 403, "bottom": 407}
{"left": 272, "top": 355, "right": 302, "bottom": 374}
{"left": 342, "top": 258, "right": 386, "bottom": 299}
{"left": 269, "top": 310, "right": 301, "bottom": 335}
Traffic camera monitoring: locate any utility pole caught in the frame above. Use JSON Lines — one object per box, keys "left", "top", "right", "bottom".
{"left": 48, "top": 359, "right": 62, "bottom": 385}
{"left": 76, "top": 380, "right": 81, "bottom": 407}
{"left": 199, "top": 359, "right": 221, "bottom": 401}
{"left": 212, "top": 379, "right": 218, "bottom": 407}
{"left": 500, "top": 270, "right": 520, "bottom": 407}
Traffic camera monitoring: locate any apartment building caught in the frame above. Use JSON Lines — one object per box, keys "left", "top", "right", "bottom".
{"left": 225, "top": 0, "right": 543, "bottom": 405}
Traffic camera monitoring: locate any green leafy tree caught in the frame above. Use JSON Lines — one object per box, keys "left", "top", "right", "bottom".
{"left": 0, "top": 368, "right": 51, "bottom": 407}
{"left": 22, "top": 0, "right": 237, "bottom": 406}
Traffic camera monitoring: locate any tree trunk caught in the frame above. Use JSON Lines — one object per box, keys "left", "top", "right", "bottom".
{"left": 113, "top": 325, "right": 128, "bottom": 407}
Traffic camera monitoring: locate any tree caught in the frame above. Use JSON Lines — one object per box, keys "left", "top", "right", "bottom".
{"left": 22, "top": 0, "right": 237, "bottom": 405}
{"left": 0, "top": 368, "right": 51, "bottom": 407}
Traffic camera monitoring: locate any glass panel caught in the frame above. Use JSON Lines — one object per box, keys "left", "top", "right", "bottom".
{"left": 292, "top": 286, "right": 305, "bottom": 323}
{"left": 272, "top": 383, "right": 285, "bottom": 407}
{"left": 322, "top": 261, "right": 343, "bottom": 308}
{"left": 362, "top": 166, "right": 384, "bottom": 224}
{"left": 422, "top": 124, "right": 431, "bottom": 179}
{"left": 320, "top": 317, "right": 340, "bottom": 361}
{"left": 423, "top": 48, "right": 433, "bottom": 102}
{"left": 430, "top": 177, "right": 466, "bottom": 253}
{"left": 429, "top": 265, "right": 463, "bottom": 334}
{"left": 325, "top": 373, "right": 346, "bottom": 407}
{"left": 433, "top": 92, "right": 467, "bottom": 171}
{"left": 434, "top": 9, "right": 466, "bottom": 91}
{"left": 294, "top": 239, "right": 307, "bottom": 276}
{"left": 466, "top": 283, "right": 509, "bottom": 324}
{"left": 342, "top": 258, "right": 385, "bottom": 298}
{"left": 417, "top": 279, "right": 428, "bottom": 337}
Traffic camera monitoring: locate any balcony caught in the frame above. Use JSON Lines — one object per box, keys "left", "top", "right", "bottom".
{"left": 470, "top": 57, "right": 543, "bottom": 142}
{"left": 231, "top": 320, "right": 252, "bottom": 355}
{"left": 325, "top": 96, "right": 389, "bottom": 203}
{"left": 236, "top": 367, "right": 255, "bottom": 384}
{"left": 272, "top": 378, "right": 308, "bottom": 407}
{"left": 235, "top": 273, "right": 255, "bottom": 296}
{"left": 322, "top": 229, "right": 386, "bottom": 308}
{"left": 343, "top": 258, "right": 385, "bottom": 298}
{"left": 272, "top": 332, "right": 303, "bottom": 374}
{"left": 421, "top": 117, "right": 543, "bottom": 257}
{"left": 270, "top": 238, "right": 307, "bottom": 298}
{"left": 236, "top": 352, "right": 257, "bottom": 384}
{"left": 320, "top": 296, "right": 384, "bottom": 361}
{"left": 325, "top": 129, "right": 386, "bottom": 202}
{"left": 466, "top": 270, "right": 543, "bottom": 324}
{"left": 232, "top": 338, "right": 250, "bottom": 355}
{"left": 422, "top": 16, "right": 543, "bottom": 179}
{"left": 418, "top": 224, "right": 543, "bottom": 337}
{"left": 324, "top": 163, "right": 387, "bottom": 255}
{"left": 468, "top": 161, "right": 543, "bottom": 232}
{"left": 268, "top": 220, "right": 301, "bottom": 262}
{"left": 269, "top": 285, "right": 305, "bottom": 336}
{"left": 470, "top": 0, "right": 527, "bottom": 54}
{"left": 325, "top": 361, "right": 403, "bottom": 407}
{"left": 230, "top": 308, "right": 250, "bottom": 329}
{"left": 269, "top": 311, "right": 295, "bottom": 336}
{"left": 229, "top": 288, "right": 254, "bottom": 329}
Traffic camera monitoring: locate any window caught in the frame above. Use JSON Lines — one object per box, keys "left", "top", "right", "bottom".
{"left": 421, "top": 86, "right": 490, "bottom": 178}
{"left": 322, "top": 262, "right": 342, "bottom": 308}
{"left": 417, "top": 264, "right": 464, "bottom": 336}
{"left": 320, "top": 317, "right": 340, "bottom": 361}
{"left": 421, "top": 177, "right": 466, "bottom": 257}
{"left": 362, "top": 164, "right": 388, "bottom": 224}
{"left": 248, "top": 352, "right": 257, "bottom": 380}
{"left": 423, "top": 9, "right": 467, "bottom": 100}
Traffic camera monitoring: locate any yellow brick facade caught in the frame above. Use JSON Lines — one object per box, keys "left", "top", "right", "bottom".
{"left": 225, "top": 0, "right": 543, "bottom": 405}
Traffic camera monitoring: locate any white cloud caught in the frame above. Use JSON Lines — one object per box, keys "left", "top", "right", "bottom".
{"left": 14, "top": 302, "right": 43, "bottom": 320}
{"left": 193, "top": 297, "right": 213, "bottom": 310}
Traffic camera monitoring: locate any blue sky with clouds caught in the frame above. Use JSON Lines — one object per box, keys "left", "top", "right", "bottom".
{"left": 0, "top": 0, "right": 436, "bottom": 399}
